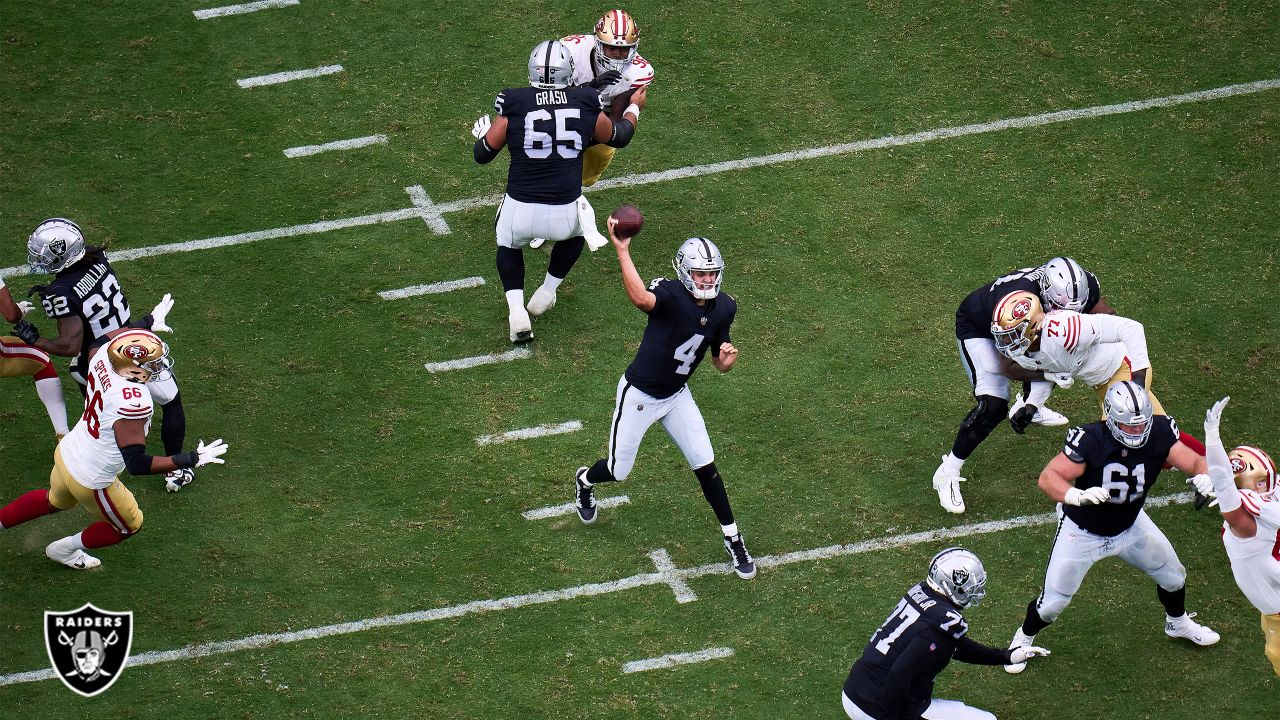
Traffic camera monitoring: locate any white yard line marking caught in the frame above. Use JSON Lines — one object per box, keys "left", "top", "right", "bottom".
{"left": 193, "top": 0, "right": 298, "bottom": 19}
{"left": 0, "top": 492, "right": 1197, "bottom": 686}
{"left": 474, "top": 421, "right": 583, "bottom": 446}
{"left": 237, "top": 64, "right": 343, "bottom": 89}
{"left": 424, "top": 347, "right": 532, "bottom": 373}
{"left": 648, "top": 548, "right": 698, "bottom": 604}
{"left": 522, "top": 494, "right": 631, "bottom": 521}
{"left": 2, "top": 78, "right": 1277, "bottom": 279}
{"left": 284, "top": 134, "right": 387, "bottom": 158}
{"left": 379, "top": 276, "right": 485, "bottom": 300}
{"left": 404, "top": 185, "right": 452, "bottom": 234}
{"left": 622, "top": 647, "right": 734, "bottom": 674}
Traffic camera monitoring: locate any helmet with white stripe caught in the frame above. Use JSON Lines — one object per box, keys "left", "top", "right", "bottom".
{"left": 528, "top": 40, "right": 575, "bottom": 90}
{"left": 108, "top": 329, "right": 172, "bottom": 383}
{"left": 593, "top": 9, "right": 640, "bottom": 74}
{"left": 1039, "top": 256, "right": 1089, "bottom": 312}
{"left": 673, "top": 237, "right": 724, "bottom": 300}
{"left": 1229, "top": 445, "right": 1276, "bottom": 496}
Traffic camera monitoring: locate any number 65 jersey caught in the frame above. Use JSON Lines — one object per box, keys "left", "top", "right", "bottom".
{"left": 59, "top": 342, "right": 154, "bottom": 489}
{"left": 1061, "top": 417, "right": 1179, "bottom": 536}
{"left": 495, "top": 85, "right": 604, "bottom": 205}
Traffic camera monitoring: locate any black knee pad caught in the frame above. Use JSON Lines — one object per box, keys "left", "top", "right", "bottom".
{"left": 961, "top": 395, "right": 1009, "bottom": 437}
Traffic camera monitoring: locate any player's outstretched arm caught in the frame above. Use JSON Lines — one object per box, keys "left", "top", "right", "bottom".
{"left": 116, "top": 419, "right": 228, "bottom": 476}
{"left": 1204, "top": 397, "right": 1257, "bottom": 538}
{"left": 27, "top": 316, "right": 84, "bottom": 357}
{"left": 608, "top": 218, "right": 656, "bottom": 311}
{"left": 1040, "top": 453, "right": 1107, "bottom": 505}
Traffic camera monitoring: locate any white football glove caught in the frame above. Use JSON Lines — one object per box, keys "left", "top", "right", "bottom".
{"left": 150, "top": 293, "right": 175, "bottom": 333}
{"left": 1204, "top": 396, "right": 1229, "bottom": 437}
{"left": 1188, "top": 474, "right": 1218, "bottom": 507}
{"left": 471, "top": 114, "right": 492, "bottom": 140}
{"left": 1010, "top": 645, "right": 1051, "bottom": 664}
{"left": 1044, "top": 371, "right": 1074, "bottom": 389}
{"left": 1065, "top": 486, "right": 1110, "bottom": 506}
{"left": 16, "top": 300, "right": 35, "bottom": 318}
{"left": 194, "top": 438, "right": 228, "bottom": 467}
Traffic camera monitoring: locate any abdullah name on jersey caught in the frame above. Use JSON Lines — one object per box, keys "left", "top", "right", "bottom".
{"left": 59, "top": 342, "right": 154, "bottom": 490}
{"left": 560, "top": 33, "right": 654, "bottom": 114}
{"left": 955, "top": 266, "right": 1101, "bottom": 342}
{"left": 37, "top": 251, "right": 132, "bottom": 374}
{"left": 1061, "top": 416, "right": 1179, "bottom": 536}
{"left": 624, "top": 278, "right": 735, "bottom": 400}
{"left": 1011, "top": 310, "right": 1150, "bottom": 387}
{"left": 1224, "top": 490, "right": 1280, "bottom": 615}
{"left": 494, "top": 85, "right": 604, "bottom": 205}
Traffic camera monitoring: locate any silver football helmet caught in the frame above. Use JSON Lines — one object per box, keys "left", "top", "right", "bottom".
{"left": 1039, "top": 256, "right": 1089, "bottom": 312}
{"left": 673, "top": 237, "right": 724, "bottom": 300}
{"left": 528, "top": 40, "right": 575, "bottom": 90}
{"left": 1104, "top": 380, "right": 1154, "bottom": 448}
{"left": 925, "top": 547, "right": 987, "bottom": 609}
{"left": 27, "top": 218, "right": 86, "bottom": 274}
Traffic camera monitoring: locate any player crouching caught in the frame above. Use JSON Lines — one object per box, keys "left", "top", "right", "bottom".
{"left": 0, "top": 330, "right": 227, "bottom": 570}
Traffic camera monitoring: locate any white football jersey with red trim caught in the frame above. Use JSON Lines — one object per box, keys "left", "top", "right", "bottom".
{"left": 561, "top": 33, "right": 654, "bottom": 106}
{"left": 60, "top": 342, "right": 154, "bottom": 489}
{"left": 1223, "top": 490, "right": 1280, "bottom": 615}
{"left": 1012, "top": 310, "right": 1147, "bottom": 387}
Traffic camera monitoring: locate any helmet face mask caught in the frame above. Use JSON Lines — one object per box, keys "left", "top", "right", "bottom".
{"left": 593, "top": 9, "right": 640, "bottom": 74}
{"left": 672, "top": 237, "right": 724, "bottom": 300}
{"left": 27, "top": 218, "right": 86, "bottom": 274}
{"left": 1039, "top": 256, "right": 1089, "bottom": 312}
{"left": 1103, "top": 380, "right": 1153, "bottom": 448}
{"left": 528, "top": 40, "right": 575, "bottom": 90}
{"left": 1229, "top": 445, "right": 1277, "bottom": 497}
{"left": 107, "top": 330, "right": 172, "bottom": 384}
{"left": 991, "top": 291, "right": 1044, "bottom": 358}
{"left": 925, "top": 547, "right": 987, "bottom": 609}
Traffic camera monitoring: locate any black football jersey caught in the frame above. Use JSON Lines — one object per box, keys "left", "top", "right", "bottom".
{"left": 954, "top": 267, "right": 1102, "bottom": 341}
{"left": 844, "top": 583, "right": 969, "bottom": 719}
{"left": 1061, "top": 416, "right": 1178, "bottom": 536}
{"left": 495, "top": 85, "right": 603, "bottom": 204}
{"left": 37, "top": 254, "right": 131, "bottom": 372}
{"left": 624, "top": 279, "right": 736, "bottom": 399}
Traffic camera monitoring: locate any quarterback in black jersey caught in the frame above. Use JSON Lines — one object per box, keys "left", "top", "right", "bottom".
{"left": 472, "top": 39, "right": 646, "bottom": 344}
{"left": 843, "top": 548, "right": 1049, "bottom": 720}
{"left": 1006, "top": 381, "right": 1219, "bottom": 673}
{"left": 569, "top": 220, "right": 755, "bottom": 580}
{"left": 933, "top": 259, "right": 1110, "bottom": 515}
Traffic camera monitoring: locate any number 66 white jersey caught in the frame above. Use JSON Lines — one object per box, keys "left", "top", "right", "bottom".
{"left": 1225, "top": 490, "right": 1280, "bottom": 615}
{"left": 59, "top": 342, "right": 154, "bottom": 490}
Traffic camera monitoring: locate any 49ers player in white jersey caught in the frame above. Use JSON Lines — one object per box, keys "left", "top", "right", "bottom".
{"left": 1203, "top": 397, "right": 1280, "bottom": 676}
{"left": 0, "top": 329, "right": 227, "bottom": 570}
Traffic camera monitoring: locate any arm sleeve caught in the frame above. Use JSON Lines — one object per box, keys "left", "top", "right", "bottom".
{"left": 880, "top": 634, "right": 951, "bottom": 720}
{"left": 605, "top": 117, "right": 635, "bottom": 148}
{"left": 952, "top": 636, "right": 1013, "bottom": 665}
{"left": 1091, "top": 315, "right": 1150, "bottom": 371}
{"left": 1204, "top": 412, "right": 1242, "bottom": 513}
{"left": 473, "top": 136, "right": 501, "bottom": 164}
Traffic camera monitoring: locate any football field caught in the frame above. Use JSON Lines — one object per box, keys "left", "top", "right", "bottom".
{"left": 2, "top": 2, "right": 1278, "bottom": 718}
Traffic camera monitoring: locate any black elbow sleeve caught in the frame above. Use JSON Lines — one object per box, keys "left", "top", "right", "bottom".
{"left": 606, "top": 118, "right": 635, "bottom": 148}
{"left": 473, "top": 137, "right": 500, "bottom": 164}
{"left": 120, "top": 443, "right": 154, "bottom": 476}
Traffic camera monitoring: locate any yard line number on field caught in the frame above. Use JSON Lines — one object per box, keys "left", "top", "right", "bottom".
{"left": 3, "top": 78, "right": 1276, "bottom": 279}
{"left": 0, "top": 492, "right": 1197, "bottom": 687}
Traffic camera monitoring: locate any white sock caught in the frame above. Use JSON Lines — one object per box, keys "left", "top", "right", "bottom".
{"left": 69, "top": 532, "right": 87, "bottom": 551}
{"left": 721, "top": 522, "right": 739, "bottom": 538}
{"left": 35, "top": 377, "right": 69, "bottom": 435}
{"left": 505, "top": 289, "right": 526, "bottom": 314}
{"left": 943, "top": 453, "right": 964, "bottom": 472}
{"left": 541, "top": 273, "right": 564, "bottom": 293}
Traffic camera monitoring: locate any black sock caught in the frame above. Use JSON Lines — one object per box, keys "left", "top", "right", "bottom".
{"left": 546, "top": 236, "right": 584, "bottom": 279}
{"left": 585, "top": 459, "right": 617, "bottom": 485}
{"left": 1021, "top": 599, "right": 1053, "bottom": 636}
{"left": 1157, "top": 585, "right": 1186, "bottom": 618}
{"left": 161, "top": 394, "right": 186, "bottom": 456}
{"left": 694, "top": 463, "right": 735, "bottom": 527}
{"left": 496, "top": 247, "right": 525, "bottom": 292}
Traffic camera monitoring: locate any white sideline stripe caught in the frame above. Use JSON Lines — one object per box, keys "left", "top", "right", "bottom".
{"left": 284, "top": 134, "right": 387, "bottom": 158}
{"left": 2, "top": 78, "right": 1276, "bottom": 279}
{"left": 622, "top": 647, "right": 734, "bottom": 674}
{"left": 424, "top": 347, "right": 531, "bottom": 373}
{"left": 237, "top": 64, "right": 343, "bottom": 88}
{"left": 475, "top": 420, "right": 583, "bottom": 446}
{"left": 649, "top": 548, "right": 698, "bottom": 604}
{"left": 379, "top": 276, "right": 485, "bottom": 300}
{"left": 521, "top": 494, "right": 631, "bottom": 521}
{"left": 0, "top": 492, "right": 1198, "bottom": 686}
{"left": 193, "top": 0, "right": 298, "bottom": 19}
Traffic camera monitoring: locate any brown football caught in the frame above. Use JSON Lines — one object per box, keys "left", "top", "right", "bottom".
{"left": 609, "top": 204, "right": 644, "bottom": 239}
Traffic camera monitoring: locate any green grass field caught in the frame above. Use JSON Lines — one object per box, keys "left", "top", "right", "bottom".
{"left": 2, "top": 1, "right": 1277, "bottom": 717}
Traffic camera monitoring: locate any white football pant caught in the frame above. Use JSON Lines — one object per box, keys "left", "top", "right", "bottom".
{"left": 842, "top": 692, "right": 995, "bottom": 720}
{"left": 496, "top": 194, "right": 588, "bottom": 249}
{"left": 606, "top": 376, "right": 714, "bottom": 481}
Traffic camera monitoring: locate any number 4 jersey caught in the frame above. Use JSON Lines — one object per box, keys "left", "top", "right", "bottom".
{"left": 1061, "top": 417, "right": 1178, "bottom": 536}
{"left": 39, "top": 253, "right": 132, "bottom": 374}
{"left": 625, "top": 279, "right": 736, "bottom": 399}
{"left": 495, "top": 85, "right": 604, "bottom": 205}
{"left": 59, "top": 342, "right": 154, "bottom": 489}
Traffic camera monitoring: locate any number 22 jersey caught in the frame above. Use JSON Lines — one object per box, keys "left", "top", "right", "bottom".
{"left": 39, "top": 253, "right": 132, "bottom": 373}
{"left": 59, "top": 341, "right": 154, "bottom": 489}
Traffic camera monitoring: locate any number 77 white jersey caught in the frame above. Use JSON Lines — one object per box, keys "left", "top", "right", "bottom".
{"left": 59, "top": 342, "right": 154, "bottom": 490}
{"left": 1225, "top": 490, "right": 1280, "bottom": 615}
{"left": 1013, "top": 310, "right": 1151, "bottom": 387}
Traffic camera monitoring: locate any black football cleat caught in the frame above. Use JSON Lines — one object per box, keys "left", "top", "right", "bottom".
{"left": 574, "top": 467, "right": 596, "bottom": 524}
{"left": 724, "top": 533, "right": 756, "bottom": 580}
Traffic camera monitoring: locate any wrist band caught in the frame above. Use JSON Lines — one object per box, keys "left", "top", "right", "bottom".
{"left": 625, "top": 104, "right": 640, "bottom": 119}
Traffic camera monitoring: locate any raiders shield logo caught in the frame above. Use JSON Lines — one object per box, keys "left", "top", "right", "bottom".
{"left": 45, "top": 603, "right": 133, "bottom": 697}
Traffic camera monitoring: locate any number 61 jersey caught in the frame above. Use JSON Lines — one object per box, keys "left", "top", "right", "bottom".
{"left": 59, "top": 342, "right": 154, "bottom": 489}
{"left": 1061, "top": 416, "right": 1179, "bottom": 537}
{"left": 496, "top": 85, "right": 604, "bottom": 205}
{"left": 625, "top": 278, "right": 736, "bottom": 400}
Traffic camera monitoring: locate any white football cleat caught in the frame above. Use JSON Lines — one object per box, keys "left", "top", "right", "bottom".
{"left": 529, "top": 237, "right": 547, "bottom": 249}
{"left": 1005, "top": 628, "right": 1035, "bottom": 674}
{"left": 45, "top": 537, "right": 101, "bottom": 570}
{"left": 1165, "top": 613, "right": 1220, "bottom": 646}
{"left": 1009, "top": 393, "right": 1070, "bottom": 427}
{"left": 508, "top": 308, "right": 534, "bottom": 344}
{"left": 527, "top": 285, "right": 557, "bottom": 318}
{"left": 932, "top": 461, "right": 966, "bottom": 514}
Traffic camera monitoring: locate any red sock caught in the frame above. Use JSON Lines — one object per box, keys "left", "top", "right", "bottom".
{"left": 0, "top": 489, "right": 59, "bottom": 529}
{"left": 1179, "top": 431, "right": 1207, "bottom": 456}
{"left": 80, "top": 521, "right": 131, "bottom": 549}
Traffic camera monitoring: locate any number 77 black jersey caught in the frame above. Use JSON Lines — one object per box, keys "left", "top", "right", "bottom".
{"left": 625, "top": 279, "right": 736, "bottom": 400}
{"left": 37, "top": 252, "right": 132, "bottom": 372}
{"left": 1060, "top": 416, "right": 1178, "bottom": 536}
{"left": 496, "top": 85, "right": 603, "bottom": 205}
